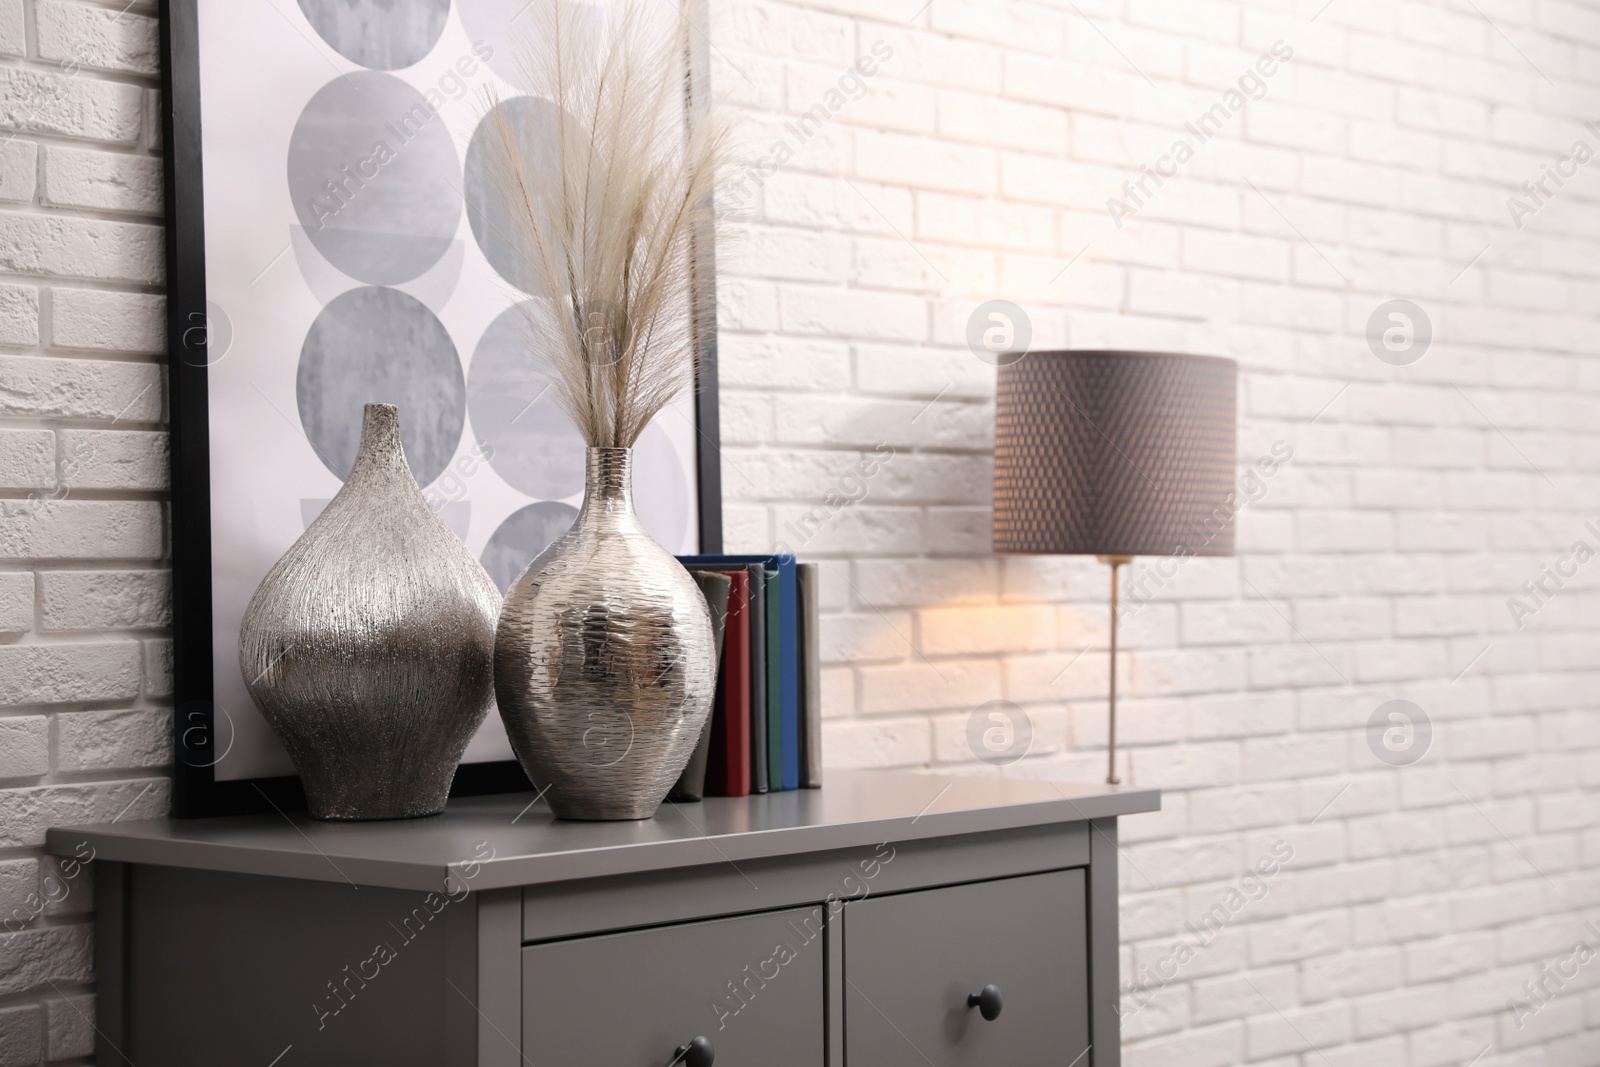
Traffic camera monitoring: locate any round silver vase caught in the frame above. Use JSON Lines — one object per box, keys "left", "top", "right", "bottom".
{"left": 239, "top": 404, "right": 501, "bottom": 820}
{"left": 495, "top": 447, "right": 716, "bottom": 821}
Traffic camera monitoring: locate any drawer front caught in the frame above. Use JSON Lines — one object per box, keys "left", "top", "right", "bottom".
{"left": 522, "top": 907, "right": 825, "bottom": 1066}
{"left": 844, "top": 870, "right": 1089, "bottom": 1066}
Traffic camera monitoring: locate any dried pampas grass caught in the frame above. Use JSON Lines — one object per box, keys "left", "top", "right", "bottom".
{"left": 483, "top": 0, "right": 725, "bottom": 449}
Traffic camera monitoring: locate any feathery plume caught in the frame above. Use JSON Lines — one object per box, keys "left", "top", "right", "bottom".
{"left": 481, "top": 0, "right": 725, "bottom": 449}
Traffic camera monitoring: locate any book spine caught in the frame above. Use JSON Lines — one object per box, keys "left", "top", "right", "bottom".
{"left": 746, "top": 564, "right": 769, "bottom": 794}
{"left": 779, "top": 559, "right": 800, "bottom": 791}
{"left": 797, "top": 563, "right": 822, "bottom": 788}
{"left": 709, "top": 571, "right": 751, "bottom": 797}
{"left": 765, "top": 568, "right": 782, "bottom": 789}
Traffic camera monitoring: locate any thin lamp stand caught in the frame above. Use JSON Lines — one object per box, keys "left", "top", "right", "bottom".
{"left": 1098, "top": 555, "right": 1131, "bottom": 786}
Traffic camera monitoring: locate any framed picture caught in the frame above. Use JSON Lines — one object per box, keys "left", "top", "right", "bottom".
{"left": 163, "top": 0, "right": 724, "bottom": 818}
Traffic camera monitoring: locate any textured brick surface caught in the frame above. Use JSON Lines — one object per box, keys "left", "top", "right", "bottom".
{"left": 0, "top": 139, "right": 33, "bottom": 203}
{"left": 0, "top": 354, "right": 162, "bottom": 421}
{"left": 0, "top": 500, "right": 164, "bottom": 560}
{"left": 0, "top": 3, "right": 167, "bottom": 1057}
{"left": 41, "top": 993, "right": 92, "bottom": 1060}
{"left": 40, "top": 144, "right": 160, "bottom": 214}
{"left": 0, "top": 572, "right": 28, "bottom": 632}
{"left": 0, "top": 428, "right": 51, "bottom": 490}
{"left": 0, "top": 643, "right": 142, "bottom": 705}
{"left": 35, "top": 0, "right": 159, "bottom": 76}
{"left": 48, "top": 287, "right": 162, "bottom": 353}
{"left": 38, "top": 568, "right": 168, "bottom": 630}
{"left": 712, "top": 2, "right": 1600, "bottom": 1064}
{"left": 0, "top": 716, "right": 48, "bottom": 778}
{"left": 57, "top": 428, "right": 167, "bottom": 490}
{"left": 0, "top": 67, "right": 142, "bottom": 144}
{"left": 0, "top": 281, "right": 38, "bottom": 345}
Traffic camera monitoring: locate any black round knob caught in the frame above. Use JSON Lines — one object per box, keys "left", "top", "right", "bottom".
{"left": 674, "top": 1035, "right": 715, "bottom": 1067}
{"left": 967, "top": 984, "right": 1003, "bottom": 1021}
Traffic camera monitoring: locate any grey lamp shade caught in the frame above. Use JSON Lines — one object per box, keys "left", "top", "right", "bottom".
{"left": 992, "top": 351, "right": 1238, "bottom": 558}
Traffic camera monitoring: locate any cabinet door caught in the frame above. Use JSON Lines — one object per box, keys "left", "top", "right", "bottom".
{"left": 844, "top": 870, "right": 1090, "bottom": 1066}
{"left": 522, "top": 907, "right": 825, "bottom": 1066}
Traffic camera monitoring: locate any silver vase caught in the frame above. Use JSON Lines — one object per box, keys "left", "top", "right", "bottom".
{"left": 239, "top": 403, "right": 500, "bottom": 820}
{"left": 495, "top": 447, "right": 716, "bottom": 820}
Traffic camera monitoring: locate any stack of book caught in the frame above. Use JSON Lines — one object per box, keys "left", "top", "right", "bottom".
{"left": 677, "top": 554, "right": 822, "bottom": 794}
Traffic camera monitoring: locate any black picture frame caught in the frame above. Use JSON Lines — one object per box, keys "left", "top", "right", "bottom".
{"left": 162, "top": 0, "right": 725, "bottom": 819}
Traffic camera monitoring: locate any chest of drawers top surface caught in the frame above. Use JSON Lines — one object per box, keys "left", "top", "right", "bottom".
{"left": 48, "top": 769, "right": 1158, "bottom": 891}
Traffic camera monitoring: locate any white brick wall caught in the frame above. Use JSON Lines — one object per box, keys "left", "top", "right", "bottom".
{"left": 0, "top": 0, "right": 167, "bottom": 1060}
{"left": 711, "top": 0, "right": 1600, "bottom": 1064}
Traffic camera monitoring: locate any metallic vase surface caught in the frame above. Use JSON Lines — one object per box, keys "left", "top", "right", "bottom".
{"left": 239, "top": 404, "right": 501, "bottom": 820}
{"left": 495, "top": 447, "right": 716, "bottom": 820}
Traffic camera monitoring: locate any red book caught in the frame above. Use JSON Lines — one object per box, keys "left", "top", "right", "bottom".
{"left": 703, "top": 569, "right": 751, "bottom": 797}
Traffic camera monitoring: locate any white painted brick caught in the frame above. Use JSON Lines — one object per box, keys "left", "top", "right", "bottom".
{"left": 0, "top": 138, "right": 33, "bottom": 203}
{"left": 1130, "top": 742, "right": 1241, "bottom": 789}
{"left": 719, "top": 335, "right": 850, "bottom": 391}
{"left": 0, "top": 780, "right": 166, "bottom": 850}
{"left": 0, "top": 1003, "right": 40, "bottom": 1066}
{"left": 0, "top": 642, "right": 141, "bottom": 704}
{"left": 818, "top": 716, "right": 929, "bottom": 766}
{"left": 778, "top": 284, "right": 927, "bottom": 341}
{"left": 42, "top": 993, "right": 93, "bottom": 1060}
{"left": 48, "top": 286, "right": 163, "bottom": 354}
{"left": 0, "top": 716, "right": 47, "bottom": 778}
{"left": 54, "top": 707, "right": 165, "bottom": 771}
{"left": 859, "top": 659, "right": 999, "bottom": 714}
{"left": 919, "top": 604, "right": 1054, "bottom": 655}
{"left": 930, "top": 0, "right": 1063, "bottom": 52}
{"left": 0, "top": 355, "right": 161, "bottom": 420}
{"left": 0, "top": 573, "right": 30, "bottom": 634}
{"left": 0, "top": 282, "right": 38, "bottom": 346}
{"left": 142, "top": 636, "right": 171, "bottom": 697}
{"left": 855, "top": 128, "right": 997, "bottom": 195}
{"left": 0, "top": 429, "right": 54, "bottom": 490}
{"left": 1247, "top": 1003, "right": 1353, "bottom": 1060}
{"left": 937, "top": 88, "right": 1066, "bottom": 150}
{"left": 0, "top": 855, "right": 37, "bottom": 925}
{"left": 40, "top": 143, "right": 161, "bottom": 214}
{"left": 0, "top": 0, "right": 21, "bottom": 59}
{"left": 1125, "top": 1021, "right": 1242, "bottom": 1067}
{"left": 820, "top": 611, "right": 911, "bottom": 663}
{"left": 38, "top": 569, "right": 168, "bottom": 631}
{"left": 0, "top": 500, "right": 164, "bottom": 560}
{"left": 0, "top": 67, "right": 143, "bottom": 144}
{"left": 56, "top": 428, "right": 167, "bottom": 490}
{"left": 0, "top": 211, "right": 162, "bottom": 283}
{"left": 37, "top": 0, "right": 161, "bottom": 76}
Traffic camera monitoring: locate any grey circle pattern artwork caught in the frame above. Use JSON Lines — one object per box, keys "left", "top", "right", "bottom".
{"left": 463, "top": 95, "right": 565, "bottom": 294}
{"left": 295, "top": 0, "right": 450, "bottom": 70}
{"left": 297, "top": 286, "right": 465, "bottom": 486}
{"left": 457, "top": 0, "right": 603, "bottom": 88}
{"left": 288, "top": 71, "right": 461, "bottom": 285}
{"left": 467, "top": 303, "right": 586, "bottom": 500}
{"left": 454, "top": 0, "right": 532, "bottom": 86}
{"left": 633, "top": 420, "right": 690, "bottom": 551}
{"left": 481, "top": 501, "right": 579, "bottom": 592}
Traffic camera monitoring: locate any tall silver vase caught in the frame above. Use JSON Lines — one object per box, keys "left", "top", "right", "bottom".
{"left": 239, "top": 403, "right": 500, "bottom": 820}
{"left": 495, "top": 447, "right": 716, "bottom": 820}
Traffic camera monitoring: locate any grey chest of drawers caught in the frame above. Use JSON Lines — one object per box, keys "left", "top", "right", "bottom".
{"left": 48, "top": 770, "right": 1158, "bottom": 1067}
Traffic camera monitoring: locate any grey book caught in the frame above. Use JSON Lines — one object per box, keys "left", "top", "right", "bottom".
{"left": 797, "top": 562, "right": 822, "bottom": 788}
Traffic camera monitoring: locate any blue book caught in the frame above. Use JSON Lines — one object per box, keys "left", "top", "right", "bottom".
{"left": 679, "top": 554, "right": 799, "bottom": 790}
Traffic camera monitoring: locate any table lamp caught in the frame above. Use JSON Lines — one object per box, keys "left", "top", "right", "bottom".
{"left": 992, "top": 351, "right": 1238, "bottom": 784}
